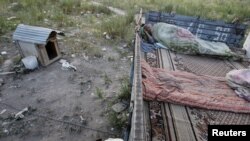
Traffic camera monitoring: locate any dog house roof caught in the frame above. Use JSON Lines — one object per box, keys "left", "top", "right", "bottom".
{"left": 13, "top": 24, "right": 57, "bottom": 45}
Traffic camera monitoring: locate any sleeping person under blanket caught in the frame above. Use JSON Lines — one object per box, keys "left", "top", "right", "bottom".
{"left": 140, "top": 23, "right": 242, "bottom": 60}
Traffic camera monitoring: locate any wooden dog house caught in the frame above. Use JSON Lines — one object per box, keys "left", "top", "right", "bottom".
{"left": 13, "top": 24, "right": 61, "bottom": 66}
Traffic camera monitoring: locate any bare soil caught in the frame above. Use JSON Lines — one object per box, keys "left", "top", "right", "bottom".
{"left": 0, "top": 30, "right": 131, "bottom": 141}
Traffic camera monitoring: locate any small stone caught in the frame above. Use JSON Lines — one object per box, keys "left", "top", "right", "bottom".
{"left": 102, "top": 48, "right": 107, "bottom": 51}
{"left": 71, "top": 54, "right": 76, "bottom": 58}
{"left": 111, "top": 102, "right": 127, "bottom": 113}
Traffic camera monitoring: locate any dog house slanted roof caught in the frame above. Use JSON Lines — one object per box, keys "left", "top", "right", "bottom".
{"left": 13, "top": 24, "right": 57, "bottom": 44}
{"left": 13, "top": 24, "right": 62, "bottom": 66}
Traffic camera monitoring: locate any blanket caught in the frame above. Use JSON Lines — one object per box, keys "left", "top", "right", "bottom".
{"left": 142, "top": 59, "right": 250, "bottom": 113}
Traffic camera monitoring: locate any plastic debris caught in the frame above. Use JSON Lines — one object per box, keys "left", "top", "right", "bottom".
{"left": 59, "top": 59, "right": 77, "bottom": 71}
{"left": 102, "top": 48, "right": 107, "bottom": 51}
{"left": 1, "top": 51, "right": 7, "bottom": 55}
{"left": 15, "top": 107, "right": 29, "bottom": 119}
{"left": 103, "top": 32, "right": 111, "bottom": 40}
{"left": 0, "top": 109, "right": 7, "bottom": 114}
{"left": 21, "top": 56, "right": 38, "bottom": 70}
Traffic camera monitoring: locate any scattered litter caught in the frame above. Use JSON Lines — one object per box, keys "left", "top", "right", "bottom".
{"left": 121, "top": 57, "right": 127, "bottom": 61}
{"left": 105, "top": 34, "right": 111, "bottom": 40}
{"left": 8, "top": 2, "right": 18, "bottom": 9}
{"left": 96, "top": 13, "right": 101, "bottom": 18}
{"left": 59, "top": 59, "right": 77, "bottom": 71}
{"left": 15, "top": 107, "right": 29, "bottom": 119}
{"left": 71, "top": 54, "right": 76, "bottom": 58}
{"left": 83, "top": 53, "right": 89, "bottom": 61}
{"left": 80, "top": 115, "right": 87, "bottom": 125}
{"left": 3, "top": 129, "right": 9, "bottom": 134}
{"left": 9, "top": 84, "right": 21, "bottom": 89}
{"left": 0, "top": 109, "right": 7, "bottom": 114}
{"left": 103, "top": 32, "right": 111, "bottom": 40}
{"left": 1, "top": 51, "right": 7, "bottom": 55}
{"left": 102, "top": 48, "right": 107, "bottom": 51}
{"left": 127, "top": 56, "right": 133, "bottom": 62}
{"left": 7, "top": 16, "right": 17, "bottom": 21}
{"left": 122, "top": 44, "right": 128, "bottom": 48}
{"left": 44, "top": 18, "right": 49, "bottom": 23}
{"left": 105, "top": 138, "right": 123, "bottom": 141}
{"left": 111, "top": 102, "right": 127, "bottom": 113}
{"left": 21, "top": 56, "right": 38, "bottom": 70}
{"left": 2, "top": 122, "right": 9, "bottom": 126}
{"left": 0, "top": 71, "right": 15, "bottom": 75}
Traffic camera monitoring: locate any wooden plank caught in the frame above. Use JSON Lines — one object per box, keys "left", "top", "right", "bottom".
{"left": 161, "top": 50, "right": 197, "bottom": 141}
{"left": 162, "top": 103, "right": 177, "bottom": 141}
{"left": 159, "top": 49, "right": 177, "bottom": 141}
{"left": 244, "top": 33, "right": 250, "bottom": 58}
{"left": 157, "top": 49, "right": 174, "bottom": 141}
{"left": 144, "top": 101, "right": 152, "bottom": 141}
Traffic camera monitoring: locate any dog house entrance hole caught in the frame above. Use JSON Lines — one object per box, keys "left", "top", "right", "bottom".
{"left": 45, "top": 41, "right": 58, "bottom": 60}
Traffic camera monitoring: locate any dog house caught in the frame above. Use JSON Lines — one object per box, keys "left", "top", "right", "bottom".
{"left": 13, "top": 24, "right": 61, "bottom": 66}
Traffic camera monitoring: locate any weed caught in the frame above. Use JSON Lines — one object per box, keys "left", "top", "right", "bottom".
{"left": 12, "top": 55, "right": 22, "bottom": 65}
{"left": 103, "top": 0, "right": 250, "bottom": 22}
{"left": 86, "top": 46, "right": 103, "bottom": 58}
{"left": 103, "top": 72, "right": 112, "bottom": 86}
{"left": 68, "top": 40, "right": 103, "bottom": 58}
{"left": 95, "top": 87, "right": 104, "bottom": 99}
{"left": 108, "top": 56, "right": 116, "bottom": 62}
{"left": 117, "top": 75, "right": 131, "bottom": 101}
{"left": 0, "top": 17, "right": 17, "bottom": 35}
{"left": 0, "top": 55, "right": 4, "bottom": 65}
{"left": 59, "top": 0, "right": 81, "bottom": 14}
{"left": 81, "top": 4, "right": 112, "bottom": 15}
{"left": 99, "top": 12, "right": 134, "bottom": 40}
{"left": 107, "top": 111, "right": 128, "bottom": 130}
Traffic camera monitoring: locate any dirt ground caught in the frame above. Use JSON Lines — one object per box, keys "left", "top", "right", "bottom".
{"left": 0, "top": 24, "right": 132, "bottom": 141}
